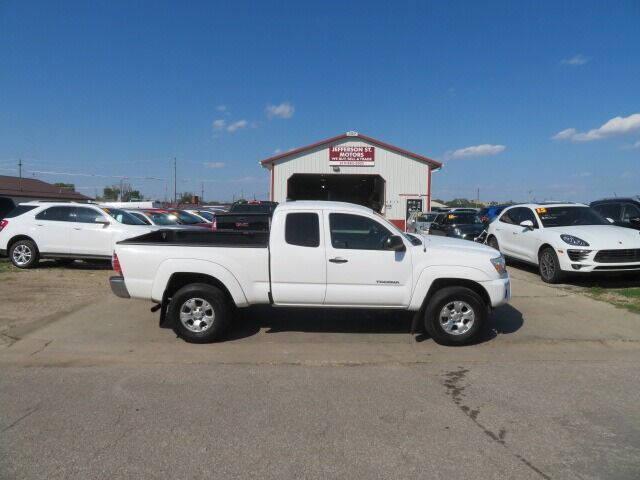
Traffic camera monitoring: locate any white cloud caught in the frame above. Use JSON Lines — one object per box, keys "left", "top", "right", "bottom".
{"left": 571, "top": 171, "right": 592, "bottom": 178}
{"left": 216, "top": 105, "right": 227, "bottom": 112}
{"left": 266, "top": 102, "right": 295, "bottom": 119}
{"left": 212, "top": 119, "right": 226, "bottom": 130}
{"left": 273, "top": 148, "right": 282, "bottom": 154}
{"left": 553, "top": 113, "right": 640, "bottom": 142}
{"left": 448, "top": 144, "right": 506, "bottom": 159}
{"left": 227, "top": 120, "right": 248, "bottom": 133}
{"left": 204, "top": 162, "right": 225, "bottom": 169}
{"left": 561, "top": 54, "right": 590, "bottom": 66}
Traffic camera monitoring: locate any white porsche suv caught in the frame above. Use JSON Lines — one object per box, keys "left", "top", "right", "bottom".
{"left": 0, "top": 202, "right": 154, "bottom": 268}
{"left": 486, "top": 203, "right": 640, "bottom": 283}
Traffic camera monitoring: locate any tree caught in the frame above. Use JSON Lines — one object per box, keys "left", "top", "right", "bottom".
{"left": 101, "top": 183, "right": 143, "bottom": 202}
{"left": 53, "top": 182, "right": 75, "bottom": 191}
{"left": 178, "top": 192, "right": 195, "bottom": 204}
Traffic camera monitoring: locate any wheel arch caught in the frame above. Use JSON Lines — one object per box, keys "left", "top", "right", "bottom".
{"left": 8, "top": 234, "right": 39, "bottom": 252}
{"left": 538, "top": 243, "right": 555, "bottom": 260}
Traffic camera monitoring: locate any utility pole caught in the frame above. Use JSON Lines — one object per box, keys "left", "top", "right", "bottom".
{"left": 173, "top": 157, "right": 177, "bottom": 206}
{"left": 18, "top": 158, "right": 22, "bottom": 191}
{"left": 476, "top": 187, "right": 480, "bottom": 208}
{"left": 201, "top": 182, "right": 204, "bottom": 204}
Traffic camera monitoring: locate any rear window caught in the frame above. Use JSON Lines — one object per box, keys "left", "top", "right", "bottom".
{"left": 4, "top": 205, "right": 37, "bottom": 218}
{"left": 285, "top": 213, "right": 320, "bottom": 247}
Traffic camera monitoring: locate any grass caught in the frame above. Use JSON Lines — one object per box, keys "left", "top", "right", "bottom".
{"left": 587, "top": 286, "right": 640, "bottom": 314}
{"left": 0, "top": 258, "right": 17, "bottom": 274}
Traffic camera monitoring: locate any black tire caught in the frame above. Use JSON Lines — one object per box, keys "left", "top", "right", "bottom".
{"left": 168, "top": 283, "right": 231, "bottom": 343}
{"left": 487, "top": 235, "right": 500, "bottom": 252}
{"left": 9, "top": 239, "right": 39, "bottom": 269}
{"left": 424, "top": 286, "right": 486, "bottom": 346}
{"left": 538, "top": 247, "right": 565, "bottom": 284}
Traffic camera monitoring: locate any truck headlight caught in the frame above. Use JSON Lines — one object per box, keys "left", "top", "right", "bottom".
{"left": 490, "top": 255, "right": 508, "bottom": 278}
{"left": 560, "top": 234, "right": 590, "bottom": 247}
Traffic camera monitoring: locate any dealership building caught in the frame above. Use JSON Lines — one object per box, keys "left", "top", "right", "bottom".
{"left": 260, "top": 132, "right": 442, "bottom": 229}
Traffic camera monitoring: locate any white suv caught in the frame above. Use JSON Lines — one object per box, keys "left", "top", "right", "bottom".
{"left": 0, "top": 202, "right": 153, "bottom": 268}
{"left": 486, "top": 203, "right": 640, "bottom": 283}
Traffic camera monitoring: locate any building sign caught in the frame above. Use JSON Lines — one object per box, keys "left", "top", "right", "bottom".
{"left": 329, "top": 146, "right": 375, "bottom": 166}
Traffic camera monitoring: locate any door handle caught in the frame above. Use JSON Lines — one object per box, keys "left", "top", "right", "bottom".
{"left": 74, "top": 227, "right": 82, "bottom": 231}
{"left": 329, "top": 257, "right": 348, "bottom": 264}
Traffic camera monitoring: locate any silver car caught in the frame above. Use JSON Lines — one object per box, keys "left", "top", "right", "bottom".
{"left": 407, "top": 211, "right": 439, "bottom": 234}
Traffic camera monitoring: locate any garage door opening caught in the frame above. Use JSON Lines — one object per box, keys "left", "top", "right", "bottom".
{"left": 287, "top": 174, "right": 385, "bottom": 212}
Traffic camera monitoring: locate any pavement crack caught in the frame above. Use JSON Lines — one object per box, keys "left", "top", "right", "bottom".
{"left": 29, "top": 340, "right": 53, "bottom": 356}
{"left": 442, "top": 367, "right": 551, "bottom": 480}
{"left": 1, "top": 404, "right": 41, "bottom": 433}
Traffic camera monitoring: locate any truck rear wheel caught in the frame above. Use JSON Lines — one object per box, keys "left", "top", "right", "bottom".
{"left": 168, "top": 283, "right": 231, "bottom": 343}
{"left": 424, "top": 286, "right": 486, "bottom": 346}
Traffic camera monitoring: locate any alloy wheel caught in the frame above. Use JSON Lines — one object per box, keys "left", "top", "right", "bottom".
{"left": 439, "top": 301, "right": 475, "bottom": 335}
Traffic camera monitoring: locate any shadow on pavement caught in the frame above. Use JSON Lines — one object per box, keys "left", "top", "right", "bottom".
{"left": 34, "top": 259, "right": 112, "bottom": 271}
{"left": 226, "top": 303, "right": 524, "bottom": 345}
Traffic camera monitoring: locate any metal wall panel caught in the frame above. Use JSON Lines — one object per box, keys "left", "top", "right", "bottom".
{"left": 270, "top": 137, "right": 431, "bottom": 222}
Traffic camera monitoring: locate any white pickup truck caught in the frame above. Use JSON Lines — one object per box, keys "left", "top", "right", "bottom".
{"left": 110, "top": 201, "right": 511, "bottom": 345}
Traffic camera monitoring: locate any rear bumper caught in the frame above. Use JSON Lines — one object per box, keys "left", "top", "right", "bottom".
{"left": 109, "top": 276, "right": 130, "bottom": 299}
{"left": 481, "top": 276, "right": 511, "bottom": 308}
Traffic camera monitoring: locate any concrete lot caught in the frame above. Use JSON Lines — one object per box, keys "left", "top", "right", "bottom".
{"left": 1, "top": 262, "right": 639, "bottom": 479}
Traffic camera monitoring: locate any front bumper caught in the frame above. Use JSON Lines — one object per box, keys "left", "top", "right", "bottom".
{"left": 109, "top": 276, "right": 130, "bottom": 299}
{"left": 481, "top": 277, "right": 511, "bottom": 308}
{"left": 557, "top": 249, "right": 640, "bottom": 273}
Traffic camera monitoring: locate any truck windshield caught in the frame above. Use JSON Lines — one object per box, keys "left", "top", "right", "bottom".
{"left": 374, "top": 212, "right": 421, "bottom": 245}
{"left": 537, "top": 207, "right": 609, "bottom": 227}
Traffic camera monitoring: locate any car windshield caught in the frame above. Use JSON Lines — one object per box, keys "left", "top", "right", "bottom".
{"left": 148, "top": 212, "right": 180, "bottom": 225}
{"left": 196, "top": 211, "right": 215, "bottom": 221}
{"left": 446, "top": 213, "right": 482, "bottom": 225}
{"left": 101, "top": 207, "right": 146, "bottom": 225}
{"left": 417, "top": 214, "right": 437, "bottom": 222}
{"left": 537, "top": 206, "right": 609, "bottom": 227}
{"left": 172, "top": 210, "right": 204, "bottom": 225}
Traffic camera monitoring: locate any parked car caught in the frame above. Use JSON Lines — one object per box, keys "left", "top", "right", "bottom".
{"left": 110, "top": 201, "right": 510, "bottom": 345}
{"left": 184, "top": 209, "right": 216, "bottom": 223}
{"left": 486, "top": 203, "right": 640, "bottom": 283}
{"left": 406, "top": 211, "right": 438, "bottom": 234}
{"left": 164, "top": 209, "right": 214, "bottom": 229}
{"left": 477, "top": 205, "right": 510, "bottom": 225}
{"left": 0, "top": 202, "right": 153, "bottom": 268}
{"left": 429, "top": 212, "right": 485, "bottom": 241}
{"left": 590, "top": 197, "right": 640, "bottom": 231}
{"left": 229, "top": 200, "right": 278, "bottom": 214}
{"left": 447, "top": 207, "right": 479, "bottom": 213}
{"left": 125, "top": 209, "right": 193, "bottom": 228}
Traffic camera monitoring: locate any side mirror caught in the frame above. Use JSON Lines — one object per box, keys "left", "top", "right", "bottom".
{"left": 95, "top": 218, "right": 110, "bottom": 226}
{"left": 520, "top": 220, "right": 534, "bottom": 230}
{"left": 606, "top": 217, "right": 615, "bottom": 224}
{"left": 384, "top": 235, "right": 406, "bottom": 252}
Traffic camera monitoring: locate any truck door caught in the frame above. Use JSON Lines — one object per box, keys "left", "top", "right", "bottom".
{"left": 269, "top": 210, "right": 327, "bottom": 305}
{"left": 322, "top": 211, "right": 412, "bottom": 307}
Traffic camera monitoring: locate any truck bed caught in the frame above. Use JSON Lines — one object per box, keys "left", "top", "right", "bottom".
{"left": 119, "top": 228, "right": 269, "bottom": 248}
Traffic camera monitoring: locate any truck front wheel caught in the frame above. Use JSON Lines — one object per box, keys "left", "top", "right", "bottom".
{"left": 168, "top": 283, "right": 231, "bottom": 343}
{"left": 424, "top": 286, "right": 486, "bottom": 346}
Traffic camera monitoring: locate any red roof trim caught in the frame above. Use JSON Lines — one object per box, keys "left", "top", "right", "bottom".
{"left": 260, "top": 133, "right": 442, "bottom": 168}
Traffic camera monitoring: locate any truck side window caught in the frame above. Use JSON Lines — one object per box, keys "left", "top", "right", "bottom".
{"left": 329, "top": 213, "right": 392, "bottom": 250}
{"left": 285, "top": 213, "right": 320, "bottom": 247}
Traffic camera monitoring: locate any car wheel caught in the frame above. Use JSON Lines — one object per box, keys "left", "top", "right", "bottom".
{"left": 539, "top": 247, "right": 565, "bottom": 284}
{"left": 9, "top": 239, "right": 39, "bottom": 269}
{"left": 424, "top": 286, "right": 486, "bottom": 346}
{"left": 487, "top": 235, "right": 500, "bottom": 251}
{"left": 168, "top": 283, "right": 231, "bottom": 343}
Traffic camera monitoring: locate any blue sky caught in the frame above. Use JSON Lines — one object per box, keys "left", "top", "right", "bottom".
{"left": 1, "top": 0, "right": 639, "bottom": 202}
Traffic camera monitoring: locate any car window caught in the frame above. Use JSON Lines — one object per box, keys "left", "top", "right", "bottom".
{"left": 329, "top": 213, "right": 392, "bottom": 250}
{"left": 101, "top": 207, "right": 146, "bottom": 225}
{"left": 172, "top": 210, "right": 203, "bottom": 225}
{"left": 499, "top": 209, "right": 516, "bottom": 225}
{"left": 74, "top": 207, "right": 107, "bottom": 224}
{"left": 149, "top": 213, "right": 179, "bottom": 225}
{"left": 622, "top": 203, "right": 640, "bottom": 222}
{"left": 196, "top": 211, "right": 215, "bottom": 221}
{"left": 285, "top": 213, "right": 320, "bottom": 247}
{"left": 592, "top": 203, "right": 622, "bottom": 220}
{"left": 518, "top": 208, "right": 539, "bottom": 227}
{"left": 4, "top": 205, "right": 38, "bottom": 218}
{"left": 35, "top": 206, "right": 74, "bottom": 222}
{"left": 129, "top": 211, "right": 152, "bottom": 225}
{"left": 536, "top": 207, "right": 609, "bottom": 227}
